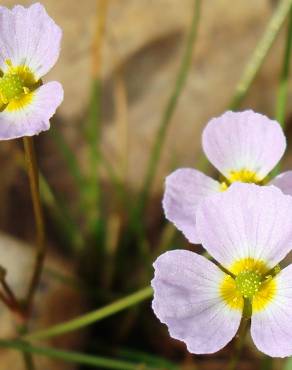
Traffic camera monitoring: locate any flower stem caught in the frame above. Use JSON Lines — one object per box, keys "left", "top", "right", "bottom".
{"left": 0, "top": 273, "right": 24, "bottom": 317}
{"left": 229, "top": 0, "right": 292, "bottom": 110}
{"left": 23, "top": 137, "right": 46, "bottom": 314}
{"left": 24, "top": 286, "right": 153, "bottom": 341}
{"left": 227, "top": 318, "right": 250, "bottom": 370}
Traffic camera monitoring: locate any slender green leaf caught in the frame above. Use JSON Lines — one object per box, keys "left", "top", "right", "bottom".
{"left": 25, "top": 286, "right": 153, "bottom": 341}
{"left": 229, "top": 0, "right": 292, "bottom": 109}
{"left": 275, "top": 7, "right": 292, "bottom": 127}
{"left": 272, "top": 6, "right": 292, "bottom": 177}
{"left": 133, "top": 0, "right": 201, "bottom": 222}
{"left": 0, "top": 340, "right": 159, "bottom": 370}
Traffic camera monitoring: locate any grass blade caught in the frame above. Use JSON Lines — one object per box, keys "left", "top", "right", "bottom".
{"left": 135, "top": 0, "right": 201, "bottom": 218}
{"left": 229, "top": 0, "right": 292, "bottom": 110}
{"left": 0, "top": 340, "right": 160, "bottom": 370}
{"left": 25, "top": 286, "right": 153, "bottom": 341}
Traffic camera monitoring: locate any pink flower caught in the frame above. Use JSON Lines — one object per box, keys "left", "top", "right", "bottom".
{"left": 152, "top": 183, "right": 292, "bottom": 357}
{"left": 0, "top": 3, "right": 63, "bottom": 140}
{"left": 163, "top": 110, "right": 292, "bottom": 243}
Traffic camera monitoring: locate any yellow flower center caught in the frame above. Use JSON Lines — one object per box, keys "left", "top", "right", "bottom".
{"left": 0, "top": 73, "right": 25, "bottom": 102}
{"left": 0, "top": 60, "right": 39, "bottom": 111}
{"left": 220, "top": 258, "right": 277, "bottom": 313}
{"left": 220, "top": 168, "right": 264, "bottom": 191}
{"left": 235, "top": 270, "right": 261, "bottom": 299}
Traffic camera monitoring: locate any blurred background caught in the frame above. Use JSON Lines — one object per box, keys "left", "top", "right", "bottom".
{"left": 0, "top": 0, "right": 292, "bottom": 369}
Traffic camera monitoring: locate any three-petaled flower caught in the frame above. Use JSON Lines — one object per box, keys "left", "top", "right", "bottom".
{"left": 163, "top": 110, "right": 292, "bottom": 243}
{"left": 0, "top": 2, "right": 63, "bottom": 140}
{"left": 152, "top": 183, "right": 292, "bottom": 357}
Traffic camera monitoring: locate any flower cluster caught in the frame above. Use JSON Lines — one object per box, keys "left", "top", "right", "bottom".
{"left": 0, "top": 3, "right": 63, "bottom": 140}
{"left": 152, "top": 111, "right": 292, "bottom": 357}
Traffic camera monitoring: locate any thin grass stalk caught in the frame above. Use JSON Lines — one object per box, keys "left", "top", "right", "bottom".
{"left": 13, "top": 147, "right": 84, "bottom": 252}
{"left": 198, "top": 0, "right": 292, "bottom": 172}
{"left": 85, "top": 0, "right": 109, "bottom": 234}
{"left": 114, "top": 65, "right": 129, "bottom": 182}
{"left": 22, "top": 351, "right": 36, "bottom": 370}
{"left": 133, "top": 0, "right": 201, "bottom": 222}
{"left": 272, "top": 6, "right": 292, "bottom": 178}
{"left": 275, "top": 7, "right": 292, "bottom": 127}
{"left": 229, "top": 0, "right": 292, "bottom": 110}
{"left": 23, "top": 137, "right": 46, "bottom": 313}
{"left": 24, "top": 286, "right": 152, "bottom": 341}
{"left": 0, "top": 340, "right": 159, "bottom": 370}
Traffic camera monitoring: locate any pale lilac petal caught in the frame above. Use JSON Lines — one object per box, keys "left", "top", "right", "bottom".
{"left": 251, "top": 264, "right": 292, "bottom": 357}
{"left": 270, "top": 171, "right": 292, "bottom": 196}
{"left": 163, "top": 168, "right": 221, "bottom": 244}
{"left": 202, "top": 110, "right": 286, "bottom": 180}
{"left": 0, "top": 81, "right": 63, "bottom": 140}
{"left": 0, "top": 3, "right": 62, "bottom": 78}
{"left": 151, "top": 250, "right": 242, "bottom": 354}
{"left": 196, "top": 183, "right": 292, "bottom": 271}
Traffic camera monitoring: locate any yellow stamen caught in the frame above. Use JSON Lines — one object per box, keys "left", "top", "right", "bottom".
{"left": 219, "top": 258, "right": 278, "bottom": 313}
{"left": 220, "top": 168, "right": 266, "bottom": 191}
{"left": 0, "top": 60, "right": 39, "bottom": 112}
{"left": 229, "top": 257, "right": 268, "bottom": 276}
{"left": 220, "top": 275, "right": 244, "bottom": 310}
{"left": 228, "top": 169, "right": 262, "bottom": 184}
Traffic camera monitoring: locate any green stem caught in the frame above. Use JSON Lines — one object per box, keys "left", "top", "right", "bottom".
{"left": 198, "top": 0, "right": 292, "bottom": 172}
{"left": 227, "top": 318, "right": 249, "bottom": 370}
{"left": 24, "top": 286, "right": 153, "bottom": 341}
{"left": 23, "top": 137, "right": 46, "bottom": 314}
{"left": 22, "top": 351, "right": 36, "bottom": 370}
{"left": 275, "top": 7, "right": 292, "bottom": 127}
{"left": 272, "top": 6, "right": 292, "bottom": 177}
{"left": 229, "top": 0, "right": 292, "bottom": 110}
{"left": 134, "top": 0, "right": 201, "bottom": 219}
{"left": 0, "top": 340, "right": 158, "bottom": 370}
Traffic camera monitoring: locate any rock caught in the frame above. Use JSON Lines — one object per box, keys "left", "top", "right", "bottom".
{"left": 0, "top": 232, "right": 86, "bottom": 370}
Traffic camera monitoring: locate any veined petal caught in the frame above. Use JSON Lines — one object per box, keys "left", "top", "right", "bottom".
{"left": 163, "top": 168, "right": 221, "bottom": 244}
{"left": 270, "top": 171, "right": 292, "bottom": 196}
{"left": 202, "top": 110, "right": 286, "bottom": 181}
{"left": 151, "top": 250, "right": 242, "bottom": 354}
{"left": 196, "top": 183, "right": 292, "bottom": 272}
{"left": 0, "top": 81, "right": 63, "bottom": 140}
{"left": 251, "top": 264, "right": 292, "bottom": 357}
{"left": 0, "top": 3, "right": 62, "bottom": 79}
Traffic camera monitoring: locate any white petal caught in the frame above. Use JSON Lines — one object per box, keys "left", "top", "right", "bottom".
{"left": 202, "top": 110, "right": 286, "bottom": 180}
{"left": 251, "top": 264, "right": 292, "bottom": 357}
{"left": 0, "top": 81, "right": 63, "bottom": 140}
{"left": 152, "top": 250, "right": 242, "bottom": 354}
{"left": 0, "top": 3, "right": 62, "bottom": 78}
{"left": 270, "top": 171, "right": 292, "bottom": 196}
{"left": 163, "top": 168, "right": 221, "bottom": 244}
{"left": 196, "top": 183, "right": 292, "bottom": 271}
